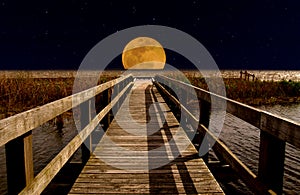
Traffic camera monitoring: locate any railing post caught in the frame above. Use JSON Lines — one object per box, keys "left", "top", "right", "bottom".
{"left": 102, "top": 88, "right": 112, "bottom": 129}
{"left": 5, "top": 131, "right": 34, "bottom": 194}
{"left": 116, "top": 83, "right": 120, "bottom": 110}
{"left": 80, "top": 100, "right": 91, "bottom": 163}
{"left": 107, "top": 88, "right": 112, "bottom": 125}
{"left": 88, "top": 100, "right": 93, "bottom": 152}
{"left": 197, "top": 100, "right": 211, "bottom": 162}
{"left": 181, "top": 87, "right": 188, "bottom": 126}
{"left": 258, "top": 130, "right": 285, "bottom": 194}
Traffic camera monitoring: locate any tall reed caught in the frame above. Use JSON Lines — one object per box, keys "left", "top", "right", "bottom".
{"left": 0, "top": 73, "right": 118, "bottom": 117}
{"left": 186, "top": 76, "right": 300, "bottom": 105}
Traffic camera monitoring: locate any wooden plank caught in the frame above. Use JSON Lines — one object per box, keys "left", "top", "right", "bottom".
{"left": 261, "top": 111, "right": 300, "bottom": 148}
{"left": 258, "top": 131, "right": 285, "bottom": 194}
{"left": 24, "top": 132, "right": 34, "bottom": 185}
{"left": 19, "top": 82, "right": 133, "bottom": 195}
{"left": 5, "top": 131, "right": 33, "bottom": 194}
{"left": 70, "top": 81, "right": 224, "bottom": 195}
{"left": 0, "top": 75, "right": 133, "bottom": 147}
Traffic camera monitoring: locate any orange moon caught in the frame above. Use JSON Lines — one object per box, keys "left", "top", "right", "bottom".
{"left": 122, "top": 37, "right": 166, "bottom": 69}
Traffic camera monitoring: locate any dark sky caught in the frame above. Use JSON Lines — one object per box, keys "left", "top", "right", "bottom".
{"left": 0, "top": 0, "right": 300, "bottom": 70}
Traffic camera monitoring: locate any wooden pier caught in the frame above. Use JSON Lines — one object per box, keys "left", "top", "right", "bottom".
{"left": 0, "top": 74, "right": 300, "bottom": 194}
{"left": 69, "top": 80, "right": 223, "bottom": 194}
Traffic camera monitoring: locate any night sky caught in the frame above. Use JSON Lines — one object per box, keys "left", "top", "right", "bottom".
{"left": 0, "top": 0, "right": 300, "bottom": 70}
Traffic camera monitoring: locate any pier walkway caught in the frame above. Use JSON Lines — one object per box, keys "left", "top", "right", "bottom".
{"left": 69, "top": 80, "right": 224, "bottom": 194}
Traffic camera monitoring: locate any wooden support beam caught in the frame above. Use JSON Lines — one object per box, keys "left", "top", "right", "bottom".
{"left": 116, "top": 84, "right": 120, "bottom": 110}
{"left": 181, "top": 88, "right": 188, "bottom": 127}
{"left": 0, "top": 74, "right": 133, "bottom": 148}
{"left": 107, "top": 88, "right": 112, "bottom": 126}
{"left": 101, "top": 89, "right": 110, "bottom": 130}
{"left": 80, "top": 100, "right": 91, "bottom": 163}
{"left": 258, "top": 131, "right": 285, "bottom": 194}
{"left": 198, "top": 100, "right": 210, "bottom": 162}
{"left": 5, "top": 131, "right": 33, "bottom": 194}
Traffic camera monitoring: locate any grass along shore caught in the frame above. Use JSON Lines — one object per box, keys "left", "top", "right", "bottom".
{"left": 1, "top": 73, "right": 300, "bottom": 118}
{"left": 0, "top": 75, "right": 118, "bottom": 118}
{"left": 187, "top": 77, "right": 300, "bottom": 106}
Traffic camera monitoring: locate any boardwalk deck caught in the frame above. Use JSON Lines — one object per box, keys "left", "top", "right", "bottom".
{"left": 69, "top": 80, "right": 224, "bottom": 194}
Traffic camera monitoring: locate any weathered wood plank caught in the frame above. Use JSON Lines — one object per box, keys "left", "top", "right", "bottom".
{"left": 258, "top": 130, "right": 285, "bottom": 194}
{"left": 70, "top": 80, "right": 223, "bottom": 195}
{"left": 5, "top": 131, "right": 34, "bottom": 194}
{"left": 261, "top": 111, "right": 300, "bottom": 148}
{"left": 155, "top": 75, "right": 300, "bottom": 147}
{"left": 0, "top": 75, "right": 133, "bottom": 147}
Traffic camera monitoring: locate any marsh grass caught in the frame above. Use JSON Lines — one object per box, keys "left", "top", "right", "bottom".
{"left": 0, "top": 74, "right": 118, "bottom": 117}
{"left": 187, "top": 76, "right": 300, "bottom": 105}
{"left": 1, "top": 70, "right": 299, "bottom": 118}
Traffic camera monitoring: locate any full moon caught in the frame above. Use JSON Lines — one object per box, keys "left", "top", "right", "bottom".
{"left": 122, "top": 37, "right": 166, "bottom": 69}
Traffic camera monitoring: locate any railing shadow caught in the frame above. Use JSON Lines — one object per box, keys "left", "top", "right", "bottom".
{"left": 145, "top": 84, "right": 198, "bottom": 194}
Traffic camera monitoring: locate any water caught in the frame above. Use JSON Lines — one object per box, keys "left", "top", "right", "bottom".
{"left": 215, "top": 104, "right": 300, "bottom": 194}
{"left": 0, "top": 114, "right": 81, "bottom": 195}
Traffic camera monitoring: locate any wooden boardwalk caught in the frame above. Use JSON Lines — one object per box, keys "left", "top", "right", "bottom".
{"left": 69, "top": 80, "right": 224, "bottom": 194}
{"left": 3, "top": 75, "right": 299, "bottom": 194}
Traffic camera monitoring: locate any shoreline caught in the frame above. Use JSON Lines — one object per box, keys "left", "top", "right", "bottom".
{"left": 0, "top": 72, "right": 300, "bottom": 117}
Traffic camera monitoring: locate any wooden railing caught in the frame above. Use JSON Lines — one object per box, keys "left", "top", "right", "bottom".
{"left": 0, "top": 74, "right": 134, "bottom": 194}
{"left": 154, "top": 75, "right": 300, "bottom": 195}
{"left": 240, "top": 70, "right": 256, "bottom": 81}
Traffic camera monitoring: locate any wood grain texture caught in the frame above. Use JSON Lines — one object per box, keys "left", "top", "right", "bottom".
{"left": 155, "top": 75, "right": 300, "bottom": 148}
{"left": 0, "top": 75, "right": 133, "bottom": 147}
{"left": 154, "top": 79, "right": 275, "bottom": 195}
{"left": 70, "top": 80, "right": 224, "bottom": 195}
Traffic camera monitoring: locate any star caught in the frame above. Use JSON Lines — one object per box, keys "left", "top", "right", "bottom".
{"left": 43, "top": 9, "right": 49, "bottom": 15}
{"left": 132, "top": 6, "right": 136, "bottom": 14}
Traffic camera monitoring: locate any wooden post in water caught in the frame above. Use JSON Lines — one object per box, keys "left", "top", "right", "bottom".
{"left": 80, "top": 100, "right": 92, "bottom": 163}
{"left": 197, "top": 100, "right": 211, "bottom": 162}
{"left": 258, "top": 131, "right": 285, "bottom": 194}
{"left": 102, "top": 88, "right": 112, "bottom": 129}
{"left": 5, "top": 131, "right": 34, "bottom": 194}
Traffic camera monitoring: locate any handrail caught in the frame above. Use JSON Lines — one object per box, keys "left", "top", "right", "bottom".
{"left": 0, "top": 74, "right": 134, "bottom": 194}
{"left": 19, "top": 80, "right": 134, "bottom": 195}
{"left": 155, "top": 75, "right": 300, "bottom": 194}
{"left": 154, "top": 80, "right": 274, "bottom": 195}
{"left": 155, "top": 75, "right": 300, "bottom": 148}
{"left": 0, "top": 74, "right": 133, "bottom": 147}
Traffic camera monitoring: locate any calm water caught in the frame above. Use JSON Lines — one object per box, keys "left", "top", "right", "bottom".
{"left": 0, "top": 115, "right": 81, "bottom": 195}
{"left": 0, "top": 70, "right": 300, "bottom": 194}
